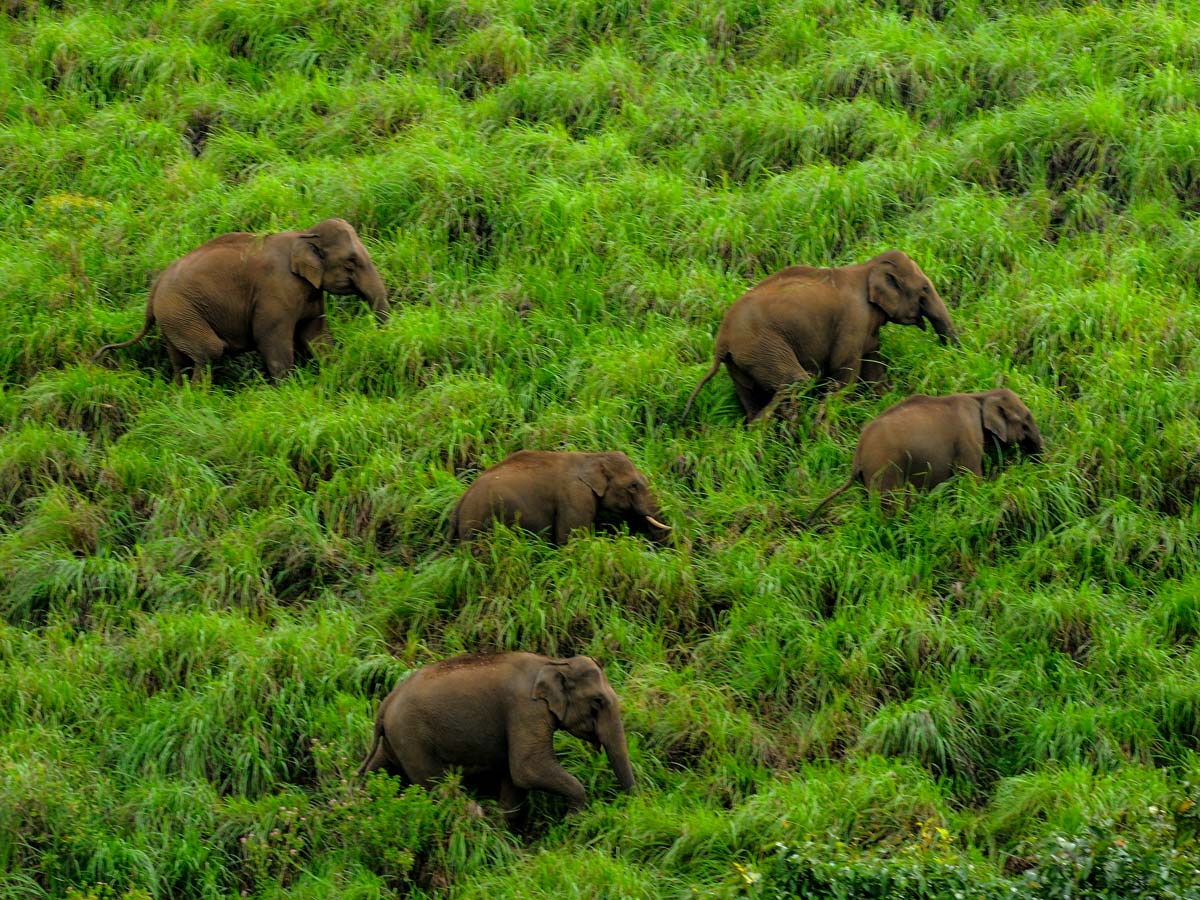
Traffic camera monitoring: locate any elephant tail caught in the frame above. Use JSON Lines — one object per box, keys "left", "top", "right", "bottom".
{"left": 354, "top": 725, "right": 384, "bottom": 780}
{"left": 681, "top": 352, "right": 725, "bottom": 421}
{"left": 446, "top": 498, "right": 462, "bottom": 544}
{"left": 805, "top": 473, "right": 858, "bottom": 526}
{"left": 92, "top": 298, "right": 156, "bottom": 363}
{"left": 355, "top": 706, "right": 402, "bottom": 781}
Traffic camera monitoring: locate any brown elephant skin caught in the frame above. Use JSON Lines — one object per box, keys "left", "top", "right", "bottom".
{"left": 92, "top": 218, "right": 389, "bottom": 382}
{"left": 356, "top": 652, "right": 636, "bottom": 821}
{"left": 806, "top": 388, "right": 1043, "bottom": 521}
{"left": 682, "top": 250, "right": 959, "bottom": 423}
{"left": 449, "top": 450, "right": 672, "bottom": 545}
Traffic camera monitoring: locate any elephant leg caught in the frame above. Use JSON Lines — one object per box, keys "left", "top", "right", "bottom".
{"left": 827, "top": 339, "right": 868, "bottom": 393}
{"left": 164, "top": 341, "right": 190, "bottom": 385}
{"left": 553, "top": 512, "right": 587, "bottom": 546}
{"left": 879, "top": 491, "right": 903, "bottom": 516}
{"left": 759, "top": 382, "right": 814, "bottom": 424}
{"left": 872, "top": 464, "right": 907, "bottom": 493}
{"left": 254, "top": 319, "right": 297, "bottom": 380}
{"left": 864, "top": 464, "right": 902, "bottom": 499}
{"left": 724, "top": 358, "right": 788, "bottom": 422}
{"left": 510, "top": 756, "right": 587, "bottom": 811}
{"left": 553, "top": 483, "right": 596, "bottom": 545}
{"left": 954, "top": 443, "right": 984, "bottom": 480}
{"left": 498, "top": 775, "right": 529, "bottom": 829}
{"left": 735, "top": 342, "right": 812, "bottom": 424}
{"left": 161, "top": 319, "right": 225, "bottom": 383}
{"left": 190, "top": 361, "right": 214, "bottom": 385}
{"left": 295, "top": 316, "right": 333, "bottom": 363}
{"left": 860, "top": 351, "right": 888, "bottom": 392}
{"left": 393, "top": 742, "right": 447, "bottom": 790}
{"left": 730, "top": 374, "right": 774, "bottom": 422}
{"left": 869, "top": 465, "right": 909, "bottom": 515}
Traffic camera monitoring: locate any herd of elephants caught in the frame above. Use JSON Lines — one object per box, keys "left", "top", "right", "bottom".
{"left": 90, "top": 216, "right": 1046, "bottom": 823}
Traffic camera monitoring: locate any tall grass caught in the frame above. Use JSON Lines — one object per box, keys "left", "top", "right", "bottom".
{"left": 2, "top": 0, "right": 1200, "bottom": 897}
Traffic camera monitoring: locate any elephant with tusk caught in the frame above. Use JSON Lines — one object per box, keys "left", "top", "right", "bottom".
{"left": 449, "top": 450, "right": 673, "bottom": 546}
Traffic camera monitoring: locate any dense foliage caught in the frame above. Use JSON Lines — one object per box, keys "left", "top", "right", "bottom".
{"left": 2, "top": 0, "right": 1200, "bottom": 897}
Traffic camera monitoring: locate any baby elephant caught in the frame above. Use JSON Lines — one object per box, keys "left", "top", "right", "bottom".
{"left": 449, "top": 450, "right": 672, "bottom": 545}
{"left": 357, "top": 653, "right": 636, "bottom": 821}
{"left": 807, "top": 388, "right": 1043, "bottom": 521}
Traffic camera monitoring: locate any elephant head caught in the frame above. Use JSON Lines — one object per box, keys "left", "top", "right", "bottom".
{"left": 580, "top": 452, "right": 672, "bottom": 542}
{"left": 866, "top": 250, "right": 959, "bottom": 346}
{"left": 291, "top": 218, "right": 391, "bottom": 323}
{"left": 533, "top": 656, "right": 636, "bottom": 793}
{"left": 979, "top": 388, "right": 1043, "bottom": 456}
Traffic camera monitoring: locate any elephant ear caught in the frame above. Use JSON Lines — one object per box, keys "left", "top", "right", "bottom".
{"left": 532, "top": 664, "right": 569, "bottom": 722}
{"left": 867, "top": 260, "right": 905, "bottom": 321}
{"left": 291, "top": 234, "right": 324, "bottom": 289}
{"left": 578, "top": 456, "right": 610, "bottom": 497}
{"left": 980, "top": 393, "right": 1011, "bottom": 443}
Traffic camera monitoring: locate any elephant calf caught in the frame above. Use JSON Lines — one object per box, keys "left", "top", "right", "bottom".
{"left": 449, "top": 450, "right": 672, "bottom": 545}
{"left": 683, "top": 250, "right": 959, "bottom": 423}
{"left": 93, "top": 217, "right": 389, "bottom": 383}
{"left": 357, "top": 653, "right": 636, "bottom": 821}
{"left": 806, "top": 388, "right": 1044, "bottom": 521}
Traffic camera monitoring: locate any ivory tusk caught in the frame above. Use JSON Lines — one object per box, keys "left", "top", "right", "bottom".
{"left": 645, "top": 516, "right": 672, "bottom": 530}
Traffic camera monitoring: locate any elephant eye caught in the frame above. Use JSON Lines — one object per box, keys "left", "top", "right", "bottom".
{"left": 591, "top": 696, "right": 607, "bottom": 711}
{"left": 886, "top": 272, "right": 900, "bottom": 290}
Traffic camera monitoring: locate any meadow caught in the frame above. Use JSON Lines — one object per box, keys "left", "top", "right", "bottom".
{"left": 2, "top": 0, "right": 1200, "bottom": 897}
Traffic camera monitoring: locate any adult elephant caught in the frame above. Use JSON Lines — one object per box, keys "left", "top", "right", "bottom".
{"left": 449, "top": 450, "right": 672, "bottom": 545}
{"left": 92, "top": 218, "right": 389, "bottom": 382}
{"left": 806, "top": 388, "right": 1044, "bottom": 522}
{"left": 682, "top": 250, "right": 959, "bottom": 423}
{"left": 357, "top": 653, "right": 636, "bottom": 823}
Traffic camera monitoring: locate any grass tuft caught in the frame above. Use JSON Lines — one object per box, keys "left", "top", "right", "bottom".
{"left": 2, "top": 0, "right": 1199, "bottom": 896}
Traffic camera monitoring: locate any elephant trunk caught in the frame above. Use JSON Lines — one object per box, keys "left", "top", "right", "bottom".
{"left": 357, "top": 265, "right": 390, "bottom": 324}
{"left": 597, "top": 707, "right": 636, "bottom": 793}
{"left": 921, "top": 290, "right": 959, "bottom": 347}
{"left": 1022, "top": 424, "right": 1045, "bottom": 458}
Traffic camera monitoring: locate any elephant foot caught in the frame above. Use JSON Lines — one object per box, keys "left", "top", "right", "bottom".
{"left": 750, "top": 399, "right": 796, "bottom": 426}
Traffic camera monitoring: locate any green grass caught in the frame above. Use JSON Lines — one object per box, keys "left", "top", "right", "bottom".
{"left": 3, "top": 0, "right": 1200, "bottom": 897}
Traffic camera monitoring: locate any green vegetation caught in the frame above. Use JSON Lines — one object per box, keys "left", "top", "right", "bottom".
{"left": 2, "top": 0, "right": 1200, "bottom": 897}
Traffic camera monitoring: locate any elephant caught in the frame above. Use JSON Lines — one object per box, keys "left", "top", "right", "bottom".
{"left": 92, "top": 218, "right": 389, "bottom": 383}
{"left": 682, "top": 250, "right": 959, "bottom": 423}
{"left": 449, "top": 450, "right": 672, "bottom": 545}
{"left": 356, "top": 652, "right": 636, "bottom": 822}
{"left": 806, "top": 388, "right": 1044, "bottom": 522}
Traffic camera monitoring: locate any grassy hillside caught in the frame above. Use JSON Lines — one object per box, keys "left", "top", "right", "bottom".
{"left": 3, "top": 0, "right": 1200, "bottom": 897}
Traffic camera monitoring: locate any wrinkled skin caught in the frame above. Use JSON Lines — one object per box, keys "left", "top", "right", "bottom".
{"left": 92, "top": 218, "right": 389, "bottom": 383}
{"left": 682, "top": 250, "right": 959, "bottom": 423}
{"left": 357, "top": 653, "right": 636, "bottom": 824}
{"left": 806, "top": 388, "right": 1044, "bottom": 522}
{"left": 449, "top": 450, "right": 672, "bottom": 545}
